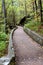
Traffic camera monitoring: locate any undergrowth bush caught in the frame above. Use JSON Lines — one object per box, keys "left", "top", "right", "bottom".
{"left": 25, "top": 21, "right": 40, "bottom": 31}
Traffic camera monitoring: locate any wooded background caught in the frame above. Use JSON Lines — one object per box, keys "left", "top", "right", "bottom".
{"left": 0, "top": 0, "right": 43, "bottom": 33}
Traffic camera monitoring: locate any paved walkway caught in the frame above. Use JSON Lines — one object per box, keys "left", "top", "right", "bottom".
{"left": 13, "top": 26, "right": 43, "bottom": 65}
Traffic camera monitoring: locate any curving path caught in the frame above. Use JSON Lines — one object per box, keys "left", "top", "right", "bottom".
{"left": 13, "top": 26, "right": 43, "bottom": 65}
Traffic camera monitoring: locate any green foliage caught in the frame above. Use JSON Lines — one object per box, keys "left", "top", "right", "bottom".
{"left": 0, "top": 32, "right": 7, "bottom": 41}
{"left": 0, "top": 32, "right": 9, "bottom": 57}
{"left": 0, "top": 41, "right": 6, "bottom": 51}
{"left": 0, "top": 40, "right": 9, "bottom": 57}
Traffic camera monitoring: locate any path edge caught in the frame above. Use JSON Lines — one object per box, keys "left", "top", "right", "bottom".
{"left": 0, "top": 27, "right": 17, "bottom": 65}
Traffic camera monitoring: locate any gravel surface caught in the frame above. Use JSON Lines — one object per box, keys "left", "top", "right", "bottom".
{"left": 13, "top": 26, "right": 43, "bottom": 65}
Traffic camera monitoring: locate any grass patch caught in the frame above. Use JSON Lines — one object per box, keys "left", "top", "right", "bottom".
{"left": 25, "top": 21, "right": 43, "bottom": 36}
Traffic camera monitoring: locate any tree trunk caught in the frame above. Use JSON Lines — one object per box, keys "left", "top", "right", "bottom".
{"left": 38, "top": 0, "right": 43, "bottom": 25}
{"left": 34, "top": 0, "right": 38, "bottom": 21}
{"left": 35, "top": 0, "right": 37, "bottom": 14}
{"left": 33, "top": 2, "right": 35, "bottom": 17}
{"left": 12, "top": 0, "right": 16, "bottom": 27}
{"left": 24, "top": 0, "right": 27, "bottom": 16}
{"left": 2, "top": 0, "right": 8, "bottom": 33}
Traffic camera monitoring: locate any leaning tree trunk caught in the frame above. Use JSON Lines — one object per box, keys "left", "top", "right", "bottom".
{"left": 2, "top": 0, "right": 8, "bottom": 33}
